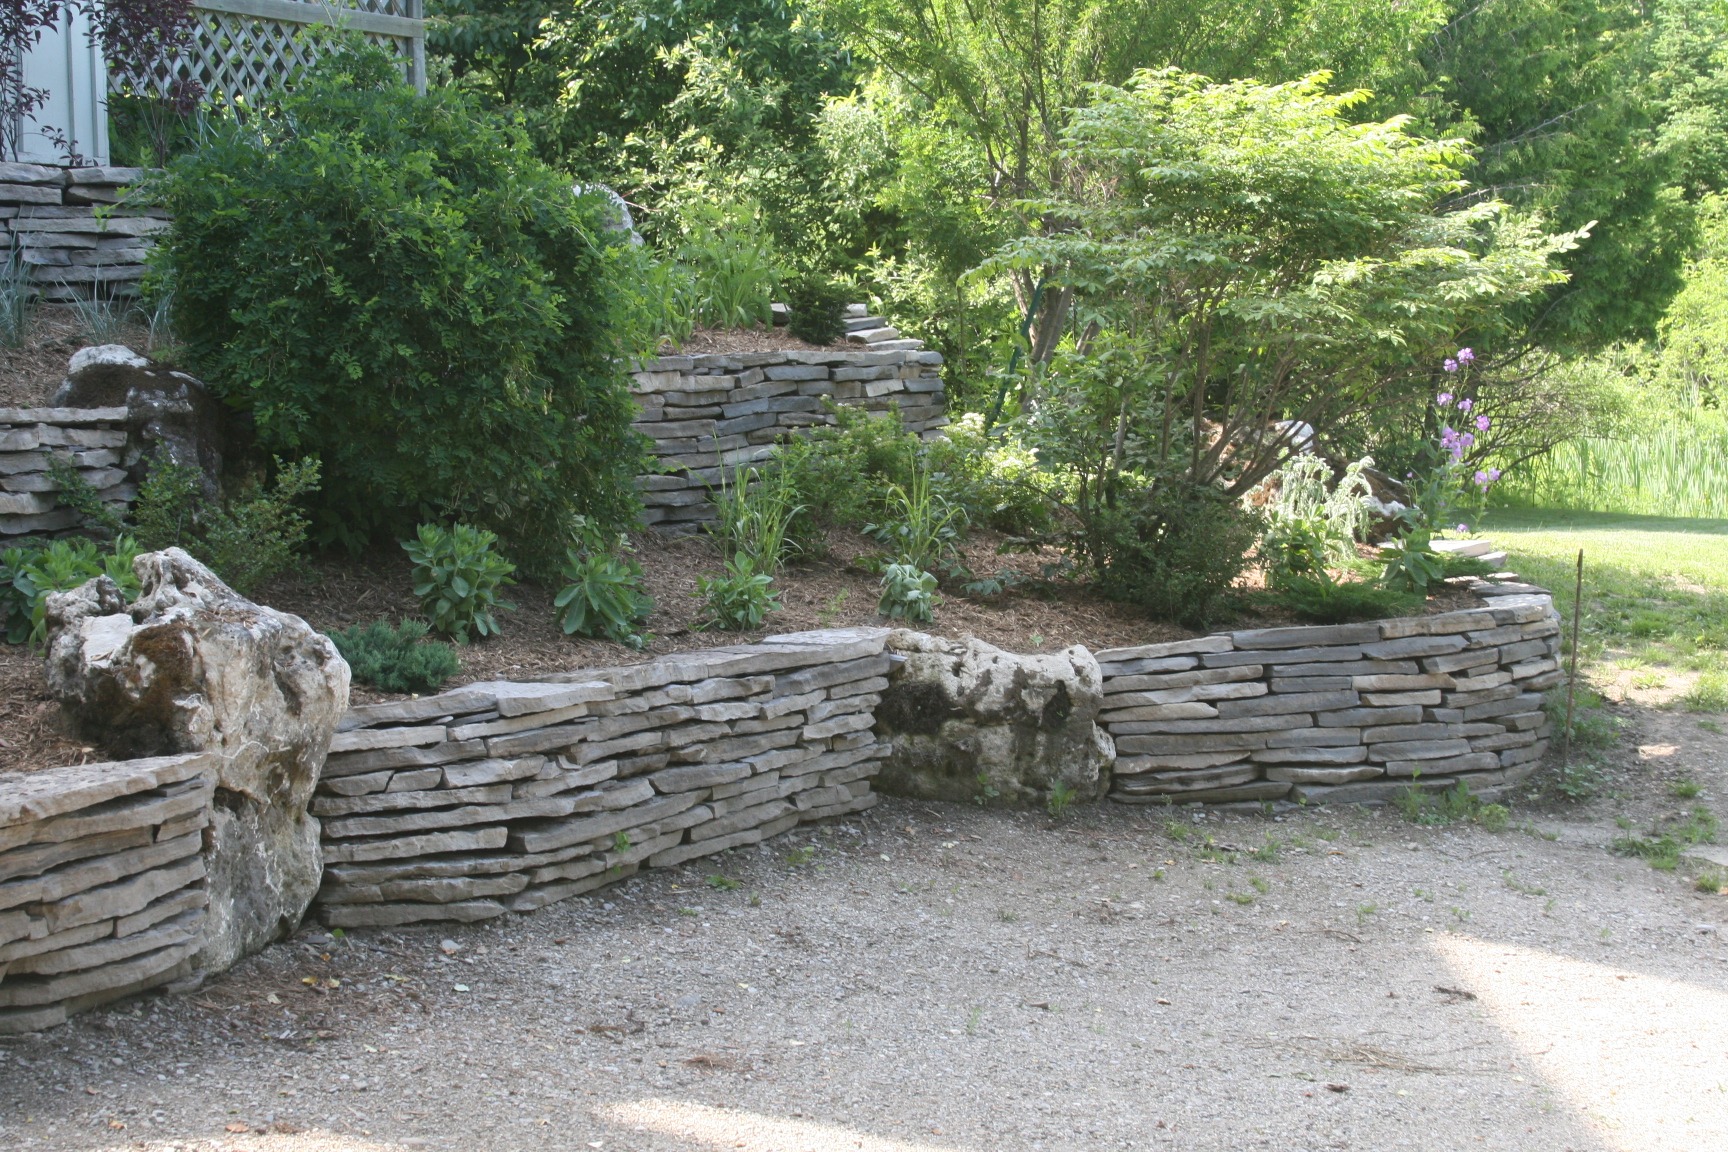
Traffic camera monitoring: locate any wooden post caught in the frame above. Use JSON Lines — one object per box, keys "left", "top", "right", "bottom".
{"left": 1562, "top": 549, "right": 1583, "bottom": 763}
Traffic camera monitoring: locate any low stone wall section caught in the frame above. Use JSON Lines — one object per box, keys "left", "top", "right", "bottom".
{"left": 630, "top": 348, "right": 947, "bottom": 531}
{"left": 0, "top": 405, "right": 135, "bottom": 537}
{"left": 0, "top": 752, "right": 216, "bottom": 1034}
{"left": 314, "top": 628, "right": 893, "bottom": 927}
{"left": 1, "top": 165, "right": 160, "bottom": 301}
{"left": 1098, "top": 593, "right": 1563, "bottom": 805}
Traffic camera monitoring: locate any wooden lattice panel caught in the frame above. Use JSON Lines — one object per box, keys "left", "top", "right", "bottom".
{"left": 112, "top": 0, "right": 425, "bottom": 106}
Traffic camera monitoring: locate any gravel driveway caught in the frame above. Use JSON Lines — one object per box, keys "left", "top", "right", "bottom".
{"left": 3, "top": 713, "right": 1726, "bottom": 1152}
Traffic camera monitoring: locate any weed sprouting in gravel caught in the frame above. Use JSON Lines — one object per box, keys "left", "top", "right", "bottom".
{"left": 1611, "top": 807, "right": 1719, "bottom": 871}
{"left": 706, "top": 875, "right": 741, "bottom": 891}
{"left": 1046, "top": 781, "right": 1077, "bottom": 819}
{"left": 1669, "top": 778, "right": 1703, "bottom": 799}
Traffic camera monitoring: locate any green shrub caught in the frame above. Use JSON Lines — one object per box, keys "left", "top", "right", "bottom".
{"left": 47, "top": 457, "right": 125, "bottom": 537}
{"left": 554, "top": 526, "right": 653, "bottom": 649}
{"left": 697, "top": 557, "right": 779, "bottom": 631}
{"left": 1272, "top": 575, "right": 1424, "bottom": 624}
{"left": 924, "top": 413, "right": 1057, "bottom": 537}
{"left": 329, "top": 620, "right": 461, "bottom": 694}
{"left": 403, "top": 523, "right": 517, "bottom": 642}
{"left": 776, "top": 405, "right": 920, "bottom": 550}
{"left": 11, "top": 536, "right": 143, "bottom": 644}
{"left": 131, "top": 458, "right": 321, "bottom": 595}
{"left": 878, "top": 563, "right": 939, "bottom": 623}
{"left": 1087, "top": 481, "right": 1262, "bottom": 629}
{"left": 1, "top": 544, "right": 45, "bottom": 644}
{"left": 785, "top": 274, "right": 848, "bottom": 345}
{"left": 151, "top": 41, "right": 644, "bottom": 569}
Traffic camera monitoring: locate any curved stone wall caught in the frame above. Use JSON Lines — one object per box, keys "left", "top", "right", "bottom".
{"left": 1097, "top": 593, "right": 1562, "bottom": 805}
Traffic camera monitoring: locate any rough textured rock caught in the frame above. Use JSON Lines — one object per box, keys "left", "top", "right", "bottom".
{"left": 43, "top": 549, "right": 349, "bottom": 972}
{"left": 53, "top": 344, "right": 225, "bottom": 496}
{"left": 873, "top": 630, "right": 1113, "bottom": 805}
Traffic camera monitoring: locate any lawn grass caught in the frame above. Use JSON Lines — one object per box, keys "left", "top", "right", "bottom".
{"left": 1476, "top": 508, "right": 1728, "bottom": 708}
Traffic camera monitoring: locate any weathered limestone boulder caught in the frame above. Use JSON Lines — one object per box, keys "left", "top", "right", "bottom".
{"left": 54, "top": 344, "right": 226, "bottom": 497}
{"left": 873, "top": 630, "right": 1113, "bottom": 806}
{"left": 43, "top": 549, "right": 349, "bottom": 972}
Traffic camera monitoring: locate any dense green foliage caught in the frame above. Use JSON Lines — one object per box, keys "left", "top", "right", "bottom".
{"left": 0, "top": 537, "right": 142, "bottom": 645}
{"left": 152, "top": 43, "right": 645, "bottom": 566}
{"left": 131, "top": 459, "right": 321, "bottom": 596}
{"left": 330, "top": 620, "right": 463, "bottom": 694}
{"left": 403, "top": 523, "right": 518, "bottom": 642}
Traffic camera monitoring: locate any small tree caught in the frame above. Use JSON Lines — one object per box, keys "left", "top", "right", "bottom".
{"left": 977, "top": 69, "right": 1584, "bottom": 498}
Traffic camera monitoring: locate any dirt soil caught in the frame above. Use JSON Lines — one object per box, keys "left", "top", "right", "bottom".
{"left": 0, "top": 307, "right": 154, "bottom": 409}
{"left": 1, "top": 701, "right": 1724, "bottom": 1152}
{"left": 667, "top": 327, "right": 838, "bottom": 356}
{"left": 0, "top": 524, "right": 1490, "bottom": 771}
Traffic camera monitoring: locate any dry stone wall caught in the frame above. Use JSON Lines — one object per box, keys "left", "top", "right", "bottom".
{"left": 1098, "top": 592, "right": 1563, "bottom": 805}
{"left": 0, "top": 405, "right": 135, "bottom": 537}
{"left": 631, "top": 345, "right": 947, "bottom": 532}
{"left": 0, "top": 165, "right": 160, "bottom": 301}
{"left": 313, "top": 628, "right": 893, "bottom": 927}
{"left": 0, "top": 752, "right": 217, "bottom": 1035}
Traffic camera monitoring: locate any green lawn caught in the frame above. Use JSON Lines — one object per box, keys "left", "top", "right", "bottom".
{"left": 1476, "top": 509, "right": 1728, "bottom": 710}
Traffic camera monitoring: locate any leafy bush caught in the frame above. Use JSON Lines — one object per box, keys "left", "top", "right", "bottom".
{"left": 152, "top": 41, "right": 644, "bottom": 568}
{"left": 709, "top": 465, "right": 801, "bottom": 575}
{"left": 554, "top": 526, "right": 653, "bottom": 648}
{"left": 131, "top": 458, "right": 321, "bottom": 595}
{"left": 403, "top": 523, "right": 517, "bottom": 642}
{"left": 878, "top": 563, "right": 939, "bottom": 623}
{"left": 1087, "top": 481, "right": 1262, "bottom": 629}
{"left": 0, "top": 544, "right": 44, "bottom": 644}
{"left": 924, "top": 413, "right": 1057, "bottom": 536}
{"left": 330, "top": 620, "right": 461, "bottom": 694}
{"left": 785, "top": 274, "right": 848, "bottom": 345}
{"left": 697, "top": 557, "right": 779, "bottom": 631}
{"left": 1272, "top": 575, "right": 1423, "bottom": 624}
{"left": 47, "top": 458, "right": 126, "bottom": 537}
{"left": 9, "top": 537, "right": 142, "bottom": 644}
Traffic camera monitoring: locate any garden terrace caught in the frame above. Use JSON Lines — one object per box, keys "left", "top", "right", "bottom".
{"left": 630, "top": 344, "right": 947, "bottom": 532}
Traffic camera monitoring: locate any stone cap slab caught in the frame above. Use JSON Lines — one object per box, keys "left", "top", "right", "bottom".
{"left": 0, "top": 752, "right": 217, "bottom": 831}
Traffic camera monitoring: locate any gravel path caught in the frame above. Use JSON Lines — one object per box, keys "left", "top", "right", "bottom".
{"left": 3, "top": 711, "right": 1726, "bottom": 1152}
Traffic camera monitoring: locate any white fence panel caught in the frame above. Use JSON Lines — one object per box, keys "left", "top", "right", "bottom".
{"left": 10, "top": 9, "right": 109, "bottom": 165}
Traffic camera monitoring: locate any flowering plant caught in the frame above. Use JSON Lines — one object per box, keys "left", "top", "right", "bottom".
{"left": 1381, "top": 349, "right": 1500, "bottom": 592}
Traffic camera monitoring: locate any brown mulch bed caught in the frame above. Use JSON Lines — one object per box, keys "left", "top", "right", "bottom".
{"left": 0, "top": 523, "right": 1493, "bottom": 774}
{"left": 0, "top": 306, "right": 154, "bottom": 409}
{"left": 667, "top": 325, "right": 837, "bottom": 355}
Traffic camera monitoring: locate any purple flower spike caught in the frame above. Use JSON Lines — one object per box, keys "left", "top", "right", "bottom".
{"left": 1437, "top": 392, "right": 1454, "bottom": 406}
{"left": 1458, "top": 398, "right": 1474, "bottom": 413}
{"left": 1458, "top": 348, "right": 1475, "bottom": 364}
{"left": 1474, "top": 470, "right": 1488, "bottom": 484}
{"left": 1443, "top": 359, "right": 1459, "bottom": 373}
{"left": 1457, "top": 523, "right": 1470, "bottom": 533}
{"left": 1488, "top": 468, "right": 1502, "bottom": 482}
{"left": 1476, "top": 415, "right": 1491, "bottom": 431}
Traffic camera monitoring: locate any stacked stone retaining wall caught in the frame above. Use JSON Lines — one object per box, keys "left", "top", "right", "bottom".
{"left": 313, "top": 628, "right": 892, "bottom": 927}
{"left": 631, "top": 348, "right": 947, "bottom": 531}
{"left": 1, "top": 165, "right": 159, "bottom": 301}
{"left": 0, "top": 752, "right": 216, "bottom": 1034}
{"left": 1097, "top": 593, "right": 1563, "bottom": 805}
{"left": 0, "top": 405, "right": 135, "bottom": 537}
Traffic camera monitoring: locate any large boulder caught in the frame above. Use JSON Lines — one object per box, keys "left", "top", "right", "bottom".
{"left": 874, "top": 630, "right": 1113, "bottom": 806}
{"left": 43, "top": 549, "right": 349, "bottom": 972}
{"left": 54, "top": 344, "right": 226, "bottom": 499}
